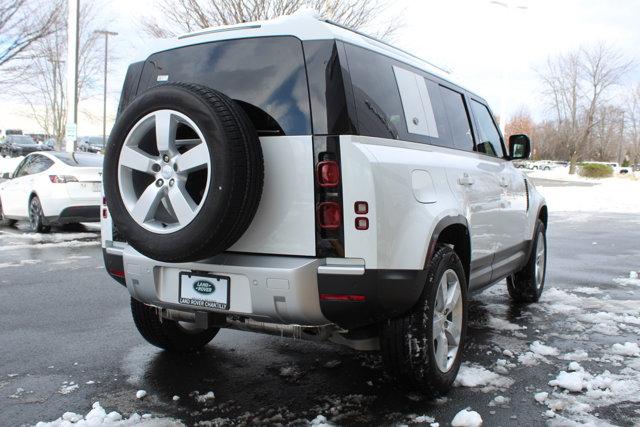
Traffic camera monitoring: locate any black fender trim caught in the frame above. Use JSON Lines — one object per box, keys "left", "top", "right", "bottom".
{"left": 425, "top": 215, "right": 469, "bottom": 269}
{"left": 102, "top": 248, "right": 126, "bottom": 286}
{"left": 317, "top": 269, "right": 427, "bottom": 330}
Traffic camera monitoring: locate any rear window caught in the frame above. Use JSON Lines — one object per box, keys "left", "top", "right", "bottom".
{"left": 137, "top": 36, "right": 311, "bottom": 136}
{"left": 52, "top": 152, "right": 104, "bottom": 167}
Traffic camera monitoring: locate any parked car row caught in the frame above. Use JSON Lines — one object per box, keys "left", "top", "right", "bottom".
{"left": 0, "top": 151, "right": 103, "bottom": 232}
{"left": 0, "top": 135, "right": 54, "bottom": 158}
{"left": 514, "top": 160, "right": 565, "bottom": 170}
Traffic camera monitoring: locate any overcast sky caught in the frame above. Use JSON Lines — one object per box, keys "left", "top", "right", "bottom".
{"left": 2, "top": 0, "right": 639, "bottom": 135}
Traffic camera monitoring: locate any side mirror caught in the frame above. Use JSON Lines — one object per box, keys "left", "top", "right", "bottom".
{"left": 0, "top": 172, "right": 11, "bottom": 180}
{"left": 509, "top": 134, "right": 531, "bottom": 160}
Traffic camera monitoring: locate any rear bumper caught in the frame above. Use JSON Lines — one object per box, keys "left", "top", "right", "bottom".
{"left": 45, "top": 205, "right": 100, "bottom": 224}
{"left": 103, "top": 244, "right": 426, "bottom": 329}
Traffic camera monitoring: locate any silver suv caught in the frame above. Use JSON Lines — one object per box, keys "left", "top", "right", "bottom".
{"left": 101, "top": 14, "right": 547, "bottom": 395}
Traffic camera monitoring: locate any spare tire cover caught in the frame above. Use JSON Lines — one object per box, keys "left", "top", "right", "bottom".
{"left": 103, "top": 82, "right": 263, "bottom": 262}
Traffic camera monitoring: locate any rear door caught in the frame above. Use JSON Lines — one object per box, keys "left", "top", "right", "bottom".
{"left": 135, "top": 36, "right": 316, "bottom": 257}
{"left": 469, "top": 99, "right": 528, "bottom": 280}
{"left": 437, "top": 86, "right": 502, "bottom": 287}
{"left": 2, "top": 156, "right": 38, "bottom": 216}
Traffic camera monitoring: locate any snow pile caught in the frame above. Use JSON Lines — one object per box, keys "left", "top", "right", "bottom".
{"left": 610, "top": 342, "right": 640, "bottom": 357}
{"left": 453, "top": 363, "right": 513, "bottom": 391}
{"left": 136, "top": 390, "right": 147, "bottom": 399}
{"left": 486, "top": 315, "right": 526, "bottom": 331}
{"left": 534, "top": 177, "right": 640, "bottom": 213}
{"left": 450, "top": 408, "right": 482, "bottom": 427}
{"left": 0, "top": 155, "right": 24, "bottom": 174}
{"left": 549, "top": 371, "right": 586, "bottom": 392}
{"left": 33, "top": 401, "right": 184, "bottom": 426}
{"left": 613, "top": 271, "right": 640, "bottom": 287}
{"left": 193, "top": 390, "right": 215, "bottom": 403}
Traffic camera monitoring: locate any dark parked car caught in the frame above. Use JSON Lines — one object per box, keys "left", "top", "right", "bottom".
{"left": 78, "top": 137, "right": 106, "bottom": 153}
{"left": 1, "top": 135, "right": 52, "bottom": 158}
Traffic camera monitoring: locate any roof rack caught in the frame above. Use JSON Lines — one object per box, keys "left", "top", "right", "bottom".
{"left": 323, "top": 19, "right": 451, "bottom": 75}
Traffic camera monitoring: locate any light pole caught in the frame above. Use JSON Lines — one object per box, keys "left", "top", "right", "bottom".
{"left": 489, "top": 1, "right": 528, "bottom": 135}
{"left": 66, "top": 0, "right": 79, "bottom": 153}
{"left": 94, "top": 30, "right": 118, "bottom": 147}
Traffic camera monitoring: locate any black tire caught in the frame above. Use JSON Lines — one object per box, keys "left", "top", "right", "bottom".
{"left": 380, "top": 246, "right": 468, "bottom": 395}
{"left": 131, "top": 298, "right": 219, "bottom": 352}
{"left": 0, "top": 198, "right": 16, "bottom": 226}
{"left": 507, "top": 220, "right": 547, "bottom": 303}
{"left": 28, "top": 196, "right": 50, "bottom": 233}
{"left": 104, "top": 83, "right": 263, "bottom": 262}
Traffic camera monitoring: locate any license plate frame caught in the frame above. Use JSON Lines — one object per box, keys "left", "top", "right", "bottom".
{"left": 178, "top": 271, "right": 230, "bottom": 310}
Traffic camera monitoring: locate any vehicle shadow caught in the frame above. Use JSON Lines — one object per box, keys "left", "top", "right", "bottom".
{"left": 133, "top": 294, "right": 534, "bottom": 424}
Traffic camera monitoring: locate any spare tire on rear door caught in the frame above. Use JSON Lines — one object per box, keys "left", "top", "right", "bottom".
{"left": 103, "top": 83, "right": 263, "bottom": 262}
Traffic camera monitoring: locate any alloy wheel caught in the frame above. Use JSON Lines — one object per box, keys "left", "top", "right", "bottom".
{"left": 432, "top": 269, "right": 463, "bottom": 372}
{"left": 117, "top": 110, "right": 212, "bottom": 234}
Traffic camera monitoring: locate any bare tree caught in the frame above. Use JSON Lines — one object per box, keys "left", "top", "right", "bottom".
{"left": 141, "top": 0, "right": 402, "bottom": 40}
{"left": 627, "top": 83, "right": 640, "bottom": 168}
{"left": 0, "top": 0, "right": 62, "bottom": 72}
{"left": 12, "top": 1, "right": 104, "bottom": 147}
{"left": 539, "top": 43, "right": 632, "bottom": 173}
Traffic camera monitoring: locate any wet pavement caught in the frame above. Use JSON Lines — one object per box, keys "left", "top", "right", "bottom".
{"left": 0, "top": 209, "right": 639, "bottom": 426}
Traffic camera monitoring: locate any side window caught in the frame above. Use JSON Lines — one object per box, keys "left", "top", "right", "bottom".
{"left": 345, "top": 44, "right": 404, "bottom": 140}
{"left": 439, "top": 86, "right": 475, "bottom": 152}
{"left": 393, "top": 66, "right": 438, "bottom": 137}
{"left": 14, "top": 157, "right": 34, "bottom": 177}
{"left": 29, "top": 155, "right": 54, "bottom": 174}
{"left": 470, "top": 100, "right": 505, "bottom": 158}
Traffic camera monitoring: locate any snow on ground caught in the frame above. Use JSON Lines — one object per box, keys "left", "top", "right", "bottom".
{"left": 453, "top": 362, "right": 514, "bottom": 391}
{"left": 0, "top": 229, "right": 99, "bottom": 252}
{"left": 33, "top": 402, "right": 184, "bottom": 426}
{"left": 450, "top": 408, "right": 482, "bottom": 427}
{"left": 530, "top": 171, "right": 640, "bottom": 214}
{"left": 0, "top": 155, "right": 24, "bottom": 174}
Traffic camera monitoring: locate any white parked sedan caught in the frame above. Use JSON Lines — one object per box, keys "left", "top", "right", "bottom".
{"left": 0, "top": 151, "right": 103, "bottom": 232}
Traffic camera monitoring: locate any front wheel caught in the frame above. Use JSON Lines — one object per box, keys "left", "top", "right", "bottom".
{"left": 507, "top": 220, "right": 547, "bottom": 303}
{"left": 380, "top": 246, "right": 468, "bottom": 395}
{"left": 131, "top": 298, "right": 219, "bottom": 352}
{"left": 28, "top": 196, "right": 50, "bottom": 233}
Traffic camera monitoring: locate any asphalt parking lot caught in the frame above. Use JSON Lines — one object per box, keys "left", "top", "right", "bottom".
{"left": 1, "top": 207, "right": 639, "bottom": 426}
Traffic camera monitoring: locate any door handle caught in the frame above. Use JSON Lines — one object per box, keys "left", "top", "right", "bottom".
{"left": 458, "top": 173, "right": 475, "bottom": 186}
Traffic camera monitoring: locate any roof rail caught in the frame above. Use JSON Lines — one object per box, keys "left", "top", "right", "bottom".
{"left": 178, "top": 24, "right": 261, "bottom": 40}
{"left": 323, "top": 19, "right": 451, "bottom": 75}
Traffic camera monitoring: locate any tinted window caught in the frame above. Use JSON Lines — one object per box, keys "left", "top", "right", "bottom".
{"left": 14, "top": 157, "right": 33, "bottom": 177}
{"left": 52, "top": 152, "right": 104, "bottom": 167}
{"left": 440, "top": 86, "right": 474, "bottom": 151}
{"left": 470, "top": 100, "right": 504, "bottom": 157}
{"left": 345, "top": 44, "right": 404, "bottom": 140}
{"left": 138, "top": 36, "right": 311, "bottom": 136}
{"left": 346, "top": 44, "right": 456, "bottom": 148}
{"left": 28, "top": 155, "right": 54, "bottom": 174}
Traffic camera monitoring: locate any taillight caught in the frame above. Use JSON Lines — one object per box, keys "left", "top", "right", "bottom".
{"left": 317, "top": 202, "right": 341, "bottom": 229}
{"left": 320, "top": 294, "right": 366, "bottom": 302}
{"left": 317, "top": 161, "right": 340, "bottom": 187}
{"left": 314, "top": 136, "right": 344, "bottom": 257}
{"left": 49, "top": 175, "right": 78, "bottom": 183}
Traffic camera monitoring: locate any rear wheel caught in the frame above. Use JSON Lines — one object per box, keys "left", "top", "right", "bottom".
{"left": 507, "top": 220, "right": 546, "bottom": 303}
{"left": 380, "top": 246, "right": 467, "bottom": 395}
{"left": 28, "top": 196, "right": 50, "bottom": 233}
{"left": 130, "top": 298, "right": 219, "bottom": 352}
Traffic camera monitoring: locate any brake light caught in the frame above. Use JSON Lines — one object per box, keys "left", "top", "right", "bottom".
{"left": 317, "top": 161, "right": 340, "bottom": 187}
{"left": 102, "top": 207, "right": 108, "bottom": 219}
{"left": 109, "top": 269, "right": 125, "bottom": 278}
{"left": 317, "top": 202, "right": 341, "bottom": 229}
{"left": 49, "top": 175, "right": 78, "bottom": 183}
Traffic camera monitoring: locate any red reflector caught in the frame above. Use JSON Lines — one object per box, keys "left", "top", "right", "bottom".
{"left": 110, "top": 270, "right": 125, "bottom": 278}
{"left": 317, "top": 161, "right": 340, "bottom": 187}
{"left": 320, "top": 294, "right": 366, "bottom": 302}
{"left": 354, "top": 201, "right": 368, "bottom": 214}
{"left": 317, "top": 202, "right": 341, "bottom": 229}
{"left": 102, "top": 208, "right": 108, "bottom": 219}
{"left": 355, "top": 217, "right": 369, "bottom": 230}
{"left": 102, "top": 197, "right": 107, "bottom": 205}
